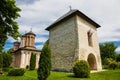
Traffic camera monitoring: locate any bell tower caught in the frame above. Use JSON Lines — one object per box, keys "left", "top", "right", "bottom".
{"left": 25, "top": 30, "right": 36, "bottom": 48}
{"left": 20, "top": 35, "right": 26, "bottom": 47}
{"left": 13, "top": 41, "right": 20, "bottom": 51}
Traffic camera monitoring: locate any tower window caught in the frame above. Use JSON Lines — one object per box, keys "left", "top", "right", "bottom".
{"left": 87, "top": 31, "right": 93, "bottom": 47}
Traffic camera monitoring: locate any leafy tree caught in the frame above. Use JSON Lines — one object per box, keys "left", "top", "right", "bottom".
{"left": 100, "top": 42, "right": 117, "bottom": 64}
{"left": 0, "top": 53, "right": 3, "bottom": 70}
{"left": 29, "top": 53, "right": 36, "bottom": 70}
{"left": 37, "top": 40, "right": 51, "bottom": 80}
{"left": 7, "top": 48, "right": 13, "bottom": 54}
{"left": 3, "top": 53, "right": 13, "bottom": 68}
{"left": 116, "top": 54, "right": 120, "bottom": 62}
{"left": 0, "top": 0, "right": 21, "bottom": 51}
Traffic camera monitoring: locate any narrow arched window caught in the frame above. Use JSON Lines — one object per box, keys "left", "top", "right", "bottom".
{"left": 87, "top": 31, "right": 93, "bottom": 47}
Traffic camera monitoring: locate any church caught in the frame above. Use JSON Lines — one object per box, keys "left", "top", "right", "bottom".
{"left": 12, "top": 30, "right": 41, "bottom": 68}
{"left": 46, "top": 9, "right": 102, "bottom": 71}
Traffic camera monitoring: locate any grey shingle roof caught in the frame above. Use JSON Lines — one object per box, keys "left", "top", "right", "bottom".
{"left": 46, "top": 9, "right": 101, "bottom": 31}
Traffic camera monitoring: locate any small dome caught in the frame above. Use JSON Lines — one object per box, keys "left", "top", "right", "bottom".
{"left": 25, "top": 31, "right": 36, "bottom": 36}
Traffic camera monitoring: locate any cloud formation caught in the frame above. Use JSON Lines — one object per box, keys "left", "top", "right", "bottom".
{"left": 5, "top": 0, "right": 120, "bottom": 51}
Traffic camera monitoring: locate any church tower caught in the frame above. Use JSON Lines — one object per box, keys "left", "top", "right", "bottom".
{"left": 20, "top": 35, "right": 26, "bottom": 47}
{"left": 46, "top": 9, "right": 102, "bottom": 71}
{"left": 13, "top": 41, "right": 20, "bottom": 51}
{"left": 25, "top": 31, "right": 36, "bottom": 49}
{"left": 12, "top": 30, "right": 40, "bottom": 68}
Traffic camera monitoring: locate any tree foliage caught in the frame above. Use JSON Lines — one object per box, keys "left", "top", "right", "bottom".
{"left": 29, "top": 53, "right": 36, "bottom": 70}
{"left": 0, "top": 53, "right": 3, "bottom": 70}
{"left": 109, "top": 61, "right": 118, "bottom": 70}
{"left": 3, "top": 53, "right": 13, "bottom": 68}
{"left": 0, "top": 0, "right": 21, "bottom": 51}
{"left": 7, "top": 48, "right": 13, "bottom": 54}
{"left": 37, "top": 40, "right": 51, "bottom": 80}
{"left": 116, "top": 54, "right": 120, "bottom": 62}
{"left": 100, "top": 43, "right": 117, "bottom": 64}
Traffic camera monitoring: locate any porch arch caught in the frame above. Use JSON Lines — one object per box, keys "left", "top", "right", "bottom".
{"left": 87, "top": 53, "right": 97, "bottom": 70}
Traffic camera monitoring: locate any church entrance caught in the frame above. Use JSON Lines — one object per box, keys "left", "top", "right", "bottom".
{"left": 87, "top": 53, "right": 97, "bottom": 70}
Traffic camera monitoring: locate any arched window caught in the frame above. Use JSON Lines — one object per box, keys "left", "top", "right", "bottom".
{"left": 87, "top": 31, "right": 93, "bottom": 47}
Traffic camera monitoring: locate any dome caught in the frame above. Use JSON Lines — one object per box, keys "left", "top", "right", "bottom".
{"left": 25, "top": 31, "right": 36, "bottom": 36}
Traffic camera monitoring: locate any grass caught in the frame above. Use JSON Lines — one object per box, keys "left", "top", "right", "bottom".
{"left": 0, "top": 70, "right": 120, "bottom": 80}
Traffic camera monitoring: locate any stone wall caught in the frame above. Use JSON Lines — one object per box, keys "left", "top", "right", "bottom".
{"left": 49, "top": 16, "right": 78, "bottom": 71}
{"left": 49, "top": 15, "right": 102, "bottom": 71}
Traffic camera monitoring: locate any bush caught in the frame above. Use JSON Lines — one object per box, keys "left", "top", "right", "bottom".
{"left": 109, "top": 61, "right": 118, "bottom": 70}
{"left": 103, "top": 58, "right": 114, "bottom": 65}
{"left": 30, "top": 53, "right": 36, "bottom": 70}
{"left": 3, "top": 53, "right": 12, "bottom": 68}
{"left": 73, "top": 60, "right": 90, "bottom": 78}
{"left": 7, "top": 68, "right": 25, "bottom": 76}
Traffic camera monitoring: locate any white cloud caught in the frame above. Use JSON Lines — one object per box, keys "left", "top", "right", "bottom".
{"left": 35, "top": 37, "right": 48, "bottom": 43}
{"left": 36, "top": 45, "right": 43, "bottom": 50}
{"left": 116, "top": 47, "right": 120, "bottom": 52}
{"left": 8, "top": 0, "right": 120, "bottom": 51}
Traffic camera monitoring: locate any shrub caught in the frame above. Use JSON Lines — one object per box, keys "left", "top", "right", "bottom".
{"left": 37, "top": 40, "right": 51, "bottom": 80}
{"left": 7, "top": 68, "right": 25, "bottom": 76}
{"left": 109, "top": 61, "right": 118, "bottom": 70}
{"left": 3, "top": 53, "right": 12, "bottom": 68}
{"left": 103, "top": 58, "right": 114, "bottom": 65}
{"left": 73, "top": 60, "right": 90, "bottom": 78}
{"left": 30, "top": 53, "right": 36, "bottom": 70}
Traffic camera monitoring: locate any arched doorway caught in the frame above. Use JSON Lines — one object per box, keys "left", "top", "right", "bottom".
{"left": 87, "top": 53, "right": 97, "bottom": 70}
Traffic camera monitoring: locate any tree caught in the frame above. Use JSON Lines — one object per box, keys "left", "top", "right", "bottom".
{"left": 0, "top": 53, "right": 3, "bottom": 70}
{"left": 100, "top": 42, "right": 117, "bottom": 64}
{"left": 37, "top": 40, "right": 51, "bottom": 80}
{"left": 0, "top": 53, "right": 3, "bottom": 74}
{"left": 3, "top": 53, "right": 13, "bottom": 68}
{"left": 29, "top": 53, "right": 36, "bottom": 70}
{"left": 0, "top": 0, "right": 21, "bottom": 51}
{"left": 7, "top": 48, "right": 13, "bottom": 54}
{"left": 116, "top": 54, "right": 120, "bottom": 62}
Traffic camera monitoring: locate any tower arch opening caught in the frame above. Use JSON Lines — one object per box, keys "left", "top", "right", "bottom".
{"left": 87, "top": 53, "right": 97, "bottom": 70}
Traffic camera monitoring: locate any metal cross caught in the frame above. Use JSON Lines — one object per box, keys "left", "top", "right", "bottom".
{"left": 69, "top": 5, "right": 72, "bottom": 11}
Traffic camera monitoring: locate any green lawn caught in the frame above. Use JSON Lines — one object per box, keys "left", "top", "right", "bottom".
{"left": 0, "top": 70, "right": 120, "bottom": 80}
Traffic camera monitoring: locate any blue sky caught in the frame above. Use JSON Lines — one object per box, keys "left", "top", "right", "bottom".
{"left": 4, "top": 0, "right": 120, "bottom": 52}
